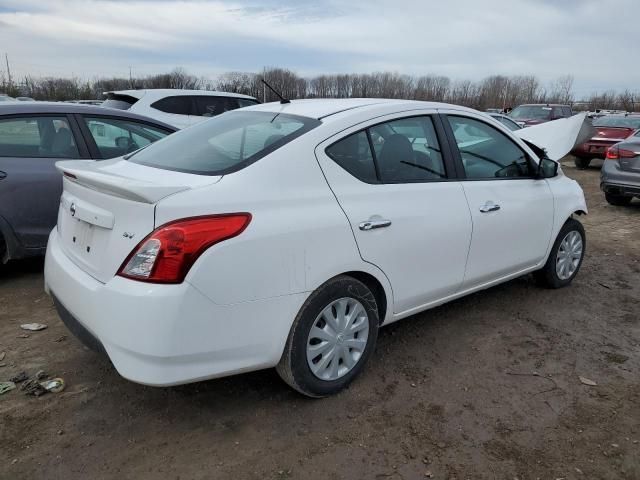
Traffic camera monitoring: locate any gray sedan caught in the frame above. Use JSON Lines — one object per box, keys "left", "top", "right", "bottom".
{"left": 0, "top": 102, "right": 176, "bottom": 263}
{"left": 601, "top": 130, "right": 640, "bottom": 205}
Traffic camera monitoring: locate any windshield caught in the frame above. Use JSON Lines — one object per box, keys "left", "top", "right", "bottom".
{"left": 510, "top": 106, "right": 552, "bottom": 120}
{"left": 593, "top": 116, "right": 640, "bottom": 129}
{"left": 127, "top": 111, "right": 320, "bottom": 175}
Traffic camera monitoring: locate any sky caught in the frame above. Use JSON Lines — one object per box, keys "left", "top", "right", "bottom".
{"left": 0, "top": 0, "right": 638, "bottom": 97}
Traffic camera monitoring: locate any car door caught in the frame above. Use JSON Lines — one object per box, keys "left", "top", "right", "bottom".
{"left": 441, "top": 110, "right": 554, "bottom": 289}
{"left": 0, "top": 114, "right": 88, "bottom": 249}
{"left": 315, "top": 112, "right": 472, "bottom": 314}
{"left": 76, "top": 115, "right": 174, "bottom": 159}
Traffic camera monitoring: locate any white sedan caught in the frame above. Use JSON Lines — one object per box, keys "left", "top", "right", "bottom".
{"left": 44, "top": 99, "right": 587, "bottom": 397}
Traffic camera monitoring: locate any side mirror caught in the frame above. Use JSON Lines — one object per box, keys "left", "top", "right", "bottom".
{"left": 537, "top": 157, "right": 559, "bottom": 179}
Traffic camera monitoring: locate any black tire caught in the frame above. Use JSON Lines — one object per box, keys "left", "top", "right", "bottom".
{"left": 534, "top": 218, "right": 586, "bottom": 289}
{"left": 276, "top": 275, "right": 379, "bottom": 398}
{"left": 605, "top": 193, "right": 632, "bottom": 206}
{"left": 574, "top": 157, "right": 591, "bottom": 169}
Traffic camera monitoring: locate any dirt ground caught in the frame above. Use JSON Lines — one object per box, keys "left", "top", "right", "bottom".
{"left": 1, "top": 158, "right": 639, "bottom": 480}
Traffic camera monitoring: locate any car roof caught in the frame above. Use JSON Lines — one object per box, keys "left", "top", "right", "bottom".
{"left": 0, "top": 102, "right": 178, "bottom": 130}
{"left": 241, "top": 98, "right": 470, "bottom": 120}
{"left": 105, "top": 89, "right": 257, "bottom": 101}
{"left": 517, "top": 103, "right": 570, "bottom": 107}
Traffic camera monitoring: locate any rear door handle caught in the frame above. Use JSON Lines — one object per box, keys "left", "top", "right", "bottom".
{"left": 479, "top": 202, "right": 500, "bottom": 213}
{"left": 359, "top": 219, "right": 392, "bottom": 231}
{"left": 0, "top": 171, "right": 6, "bottom": 180}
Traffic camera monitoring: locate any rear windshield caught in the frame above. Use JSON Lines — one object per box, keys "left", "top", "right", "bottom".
{"left": 510, "top": 105, "right": 552, "bottom": 120}
{"left": 126, "top": 111, "right": 320, "bottom": 175}
{"left": 102, "top": 93, "right": 139, "bottom": 110}
{"left": 593, "top": 116, "right": 640, "bottom": 129}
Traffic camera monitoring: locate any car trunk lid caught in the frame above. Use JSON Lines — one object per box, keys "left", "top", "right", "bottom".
{"left": 55, "top": 159, "right": 220, "bottom": 283}
{"left": 591, "top": 126, "right": 634, "bottom": 143}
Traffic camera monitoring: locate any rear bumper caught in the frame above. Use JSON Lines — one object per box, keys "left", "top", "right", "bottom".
{"left": 44, "top": 229, "right": 306, "bottom": 386}
{"left": 571, "top": 142, "right": 614, "bottom": 159}
{"left": 600, "top": 161, "right": 640, "bottom": 197}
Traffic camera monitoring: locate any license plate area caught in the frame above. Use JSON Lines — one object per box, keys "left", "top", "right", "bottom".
{"left": 69, "top": 218, "right": 97, "bottom": 256}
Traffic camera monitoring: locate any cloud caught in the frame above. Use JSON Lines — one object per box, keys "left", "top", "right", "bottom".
{"left": 0, "top": 0, "right": 638, "bottom": 95}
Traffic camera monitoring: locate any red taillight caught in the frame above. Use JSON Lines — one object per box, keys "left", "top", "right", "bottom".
{"left": 606, "top": 147, "right": 636, "bottom": 160}
{"left": 118, "top": 214, "right": 251, "bottom": 283}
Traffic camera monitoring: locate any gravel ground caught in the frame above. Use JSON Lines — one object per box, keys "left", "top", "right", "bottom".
{"left": 1, "top": 159, "right": 639, "bottom": 480}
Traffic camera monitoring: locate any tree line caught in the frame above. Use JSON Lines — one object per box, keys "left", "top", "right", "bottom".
{"left": 1, "top": 67, "right": 638, "bottom": 112}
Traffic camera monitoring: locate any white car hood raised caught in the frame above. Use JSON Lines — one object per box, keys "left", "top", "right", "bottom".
{"left": 514, "top": 113, "right": 594, "bottom": 161}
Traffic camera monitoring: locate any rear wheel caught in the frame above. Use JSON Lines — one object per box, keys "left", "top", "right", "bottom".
{"left": 605, "top": 192, "right": 632, "bottom": 206}
{"left": 574, "top": 157, "right": 591, "bottom": 169}
{"left": 276, "top": 275, "right": 379, "bottom": 397}
{"left": 535, "top": 218, "right": 585, "bottom": 289}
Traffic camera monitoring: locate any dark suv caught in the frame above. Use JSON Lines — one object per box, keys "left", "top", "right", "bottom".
{"left": 509, "top": 104, "right": 573, "bottom": 127}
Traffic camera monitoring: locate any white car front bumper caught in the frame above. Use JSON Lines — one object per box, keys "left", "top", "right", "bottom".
{"left": 44, "top": 229, "right": 306, "bottom": 386}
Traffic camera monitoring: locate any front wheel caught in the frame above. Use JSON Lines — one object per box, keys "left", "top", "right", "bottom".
{"left": 276, "top": 275, "right": 379, "bottom": 397}
{"left": 534, "top": 218, "right": 586, "bottom": 289}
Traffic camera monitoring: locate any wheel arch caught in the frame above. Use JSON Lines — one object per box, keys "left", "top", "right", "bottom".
{"left": 343, "top": 270, "right": 388, "bottom": 325}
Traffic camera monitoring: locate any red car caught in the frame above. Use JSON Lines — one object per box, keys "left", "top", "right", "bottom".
{"left": 572, "top": 114, "right": 640, "bottom": 169}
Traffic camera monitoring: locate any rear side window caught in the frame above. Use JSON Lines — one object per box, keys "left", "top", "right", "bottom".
{"left": 102, "top": 93, "right": 139, "bottom": 110}
{"left": 447, "top": 116, "right": 533, "bottom": 179}
{"left": 326, "top": 115, "right": 446, "bottom": 183}
{"left": 0, "top": 116, "right": 79, "bottom": 158}
{"left": 194, "top": 96, "right": 237, "bottom": 117}
{"left": 326, "top": 131, "right": 377, "bottom": 183}
{"left": 127, "top": 111, "right": 320, "bottom": 175}
{"left": 151, "top": 96, "right": 193, "bottom": 115}
{"left": 82, "top": 116, "right": 172, "bottom": 159}
{"left": 562, "top": 106, "right": 572, "bottom": 117}
{"left": 238, "top": 98, "right": 259, "bottom": 108}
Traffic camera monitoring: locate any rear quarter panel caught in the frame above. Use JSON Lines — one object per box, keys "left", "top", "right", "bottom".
{"left": 154, "top": 134, "right": 390, "bottom": 308}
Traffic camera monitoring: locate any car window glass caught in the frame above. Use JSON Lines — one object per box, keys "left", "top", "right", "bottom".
{"left": 562, "top": 107, "right": 572, "bottom": 117}
{"left": 326, "top": 131, "right": 377, "bottom": 183}
{"left": 447, "top": 116, "right": 533, "bottom": 179}
{"left": 151, "top": 96, "right": 193, "bottom": 115}
{"left": 237, "top": 98, "right": 259, "bottom": 108}
{"left": 368, "top": 116, "right": 445, "bottom": 182}
{"left": 127, "top": 111, "right": 319, "bottom": 175}
{"left": 498, "top": 117, "right": 520, "bottom": 131}
{"left": 0, "top": 116, "right": 79, "bottom": 158}
{"left": 194, "top": 96, "right": 236, "bottom": 117}
{"left": 83, "top": 117, "right": 170, "bottom": 159}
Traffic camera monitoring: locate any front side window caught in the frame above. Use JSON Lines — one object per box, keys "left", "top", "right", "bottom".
{"left": 562, "top": 106, "right": 572, "bottom": 117}
{"left": 127, "top": 111, "right": 320, "bottom": 175}
{"left": 447, "top": 116, "right": 533, "bottom": 179}
{"left": 151, "top": 96, "right": 193, "bottom": 115}
{"left": 83, "top": 116, "right": 171, "bottom": 159}
{"left": 0, "top": 116, "right": 79, "bottom": 158}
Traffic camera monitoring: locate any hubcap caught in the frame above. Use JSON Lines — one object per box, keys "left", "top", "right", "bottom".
{"left": 556, "top": 230, "right": 583, "bottom": 280}
{"left": 306, "top": 297, "right": 369, "bottom": 381}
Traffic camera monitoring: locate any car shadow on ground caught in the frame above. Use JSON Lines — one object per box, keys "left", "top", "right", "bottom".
{"left": 0, "top": 257, "right": 44, "bottom": 284}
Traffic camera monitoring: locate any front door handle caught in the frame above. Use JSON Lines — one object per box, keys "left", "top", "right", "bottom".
{"left": 359, "top": 219, "right": 392, "bottom": 231}
{"left": 0, "top": 171, "right": 6, "bottom": 180}
{"left": 479, "top": 202, "right": 500, "bottom": 213}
